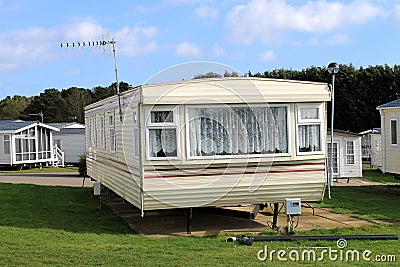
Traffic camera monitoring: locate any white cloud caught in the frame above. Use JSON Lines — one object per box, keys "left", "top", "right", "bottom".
{"left": 114, "top": 25, "right": 158, "bottom": 56}
{"left": 62, "top": 21, "right": 104, "bottom": 41}
{"left": 0, "top": 26, "right": 56, "bottom": 70}
{"left": 61, "top": 21, "right": 158, "bottom": 56}
{"left": 194, "top": 5, "right": 219, "bottom": 19}
{"left": 0, "top": 20, "right": 159, "bottom": 71}
{"left": 392, "top": 5, "right": 400, "bottom": 22}
{"left": 175, "top": 41, "right": 202, "bottom": 57}
{"left": 226, "top": 0, "right": 386, "bottom": 45}
{"left": 260, "top": 50, "right": 277, "bottom": 62}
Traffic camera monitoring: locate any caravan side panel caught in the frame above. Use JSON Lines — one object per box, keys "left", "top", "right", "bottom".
{"left": 371, "top": 134, "right": 382, "bottom": 168}
{"left": 85, "top": 91, "right": 142, "bottom": 209}
{"left": 142, "top": 159, "right": 325, "bottom": 210}
{"left": 0, "top": 134, "right": 12, "bottom": 165}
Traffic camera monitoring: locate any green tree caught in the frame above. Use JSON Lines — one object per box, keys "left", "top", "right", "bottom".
{"left": 193, "top": 72, "right": 222, "bottom": 79}
{"left": 0, "top": 95, "right": 32, "bottom": 120}
{"left": 22, "top": 89, "right": 66, "bottom": 122}
{"left": 61, "top": 87, "right": 92, "bottom": 123}
{"left": 250, "top": 64, "right": 400, "bottom": 132}
{"left": 91, "top": 86, "right": 115, "bottom": 102}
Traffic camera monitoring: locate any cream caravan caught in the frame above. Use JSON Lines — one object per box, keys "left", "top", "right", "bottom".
{"left": 85, "top": 77, "right": 330, "bottom": 215}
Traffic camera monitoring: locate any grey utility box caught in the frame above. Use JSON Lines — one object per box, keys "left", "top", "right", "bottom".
{"left": 93, "top": 181, "right": 101, "bottom": 196}
{"left": 285, "top": 198, "right": 301, "bottom": 215}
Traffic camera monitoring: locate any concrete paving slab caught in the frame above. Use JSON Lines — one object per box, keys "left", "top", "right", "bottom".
{"left": 333, "top": 177, "right": 383, "bottom": 186}
{"left": 101, "top": 193, "right": 377, "bottom": 237}
{"left": 0, "top": 172, "right": 93, "bottom": 187}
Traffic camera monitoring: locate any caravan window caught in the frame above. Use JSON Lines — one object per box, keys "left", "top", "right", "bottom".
{"left": 108, "top": 112, "right": 115, "bottom": 152}
{"left": 3, "top": 135, "right": 10, "bottom": 154}
{"left": 390, "top": 119, "right": 398, "bottom": 145}
{"left": 327, "top": 142, "right": 339, "bottom": 174}
{"left": 15, "top": 128, "right": 37, "bottom": 161}
{"left": 296, "top": 104, "right": 323, "bottom": 154}
{"left": 109, "top": 128, "right": 115, "bottom": 152}
{"left": 146, "top": 107, "right": 179, "bottom": 159}
{"left": 186, "top": 105, "right": 288, "bottom": 158}
{"left": 91, "top": 117, "right": 96, "bottom": 146}
{"left": 346, "top": 140, "right": 355, "bottom": 165}
{"left": 99, "top": 115, "right": 105, "bottom": 148}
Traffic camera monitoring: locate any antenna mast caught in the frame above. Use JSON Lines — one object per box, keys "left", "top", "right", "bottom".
{"left": 29, "top": 111, "right": 44, "bottom": 123}
{"left": 61, "top": 35, "right": 123, "bottom": 122}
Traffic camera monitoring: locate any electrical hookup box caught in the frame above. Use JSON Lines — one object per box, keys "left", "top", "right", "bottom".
{"left": 93, "top": 181, "right": 101, "bottom": 196}
{"left": 285, "top": 198, "right": 301, "bottom": 215}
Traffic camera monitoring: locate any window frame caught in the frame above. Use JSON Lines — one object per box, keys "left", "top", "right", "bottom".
{"left": 14, "top": 128, "right": 38, "bottom": 162}
{"left": 108, "top": 111, "right": 116, "bottom": 153}
{"left": 90, "top": 116, "right": 96, "bottom": 147}
{"left": 109, "top": 128, "right": 115, "bottom": 152}
{"left": 345, "top": 140, "right": 355, "bottom": 165}
{"left": 132, "top": 110, "right": 138, "bottom": 125}
{"left": 99, "top": 114, "right": 105, "bottom": 148}
{"left": 184, "top": 104, "right": 291, "bottom": 160}
{"left": 132, "top": 108, "right": 139, "bottom": 158}
{"left": 390, "top": 119, "right": 398, "bottom": 146}
{"left": 145, "top": 106, "right": 180, "bottom": 160}
{"left": 327, "top": 141, "right": 339, "bottom": 175}
{"left": 296, "top": 103, "right": 324, "bottom": 155}
{"left": 3, "top": 134, "right": 10, "bottom": 155}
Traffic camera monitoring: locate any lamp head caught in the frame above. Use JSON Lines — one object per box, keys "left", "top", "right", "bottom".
{"left": 328, "top": 62, "right": 339, "bottom": 74}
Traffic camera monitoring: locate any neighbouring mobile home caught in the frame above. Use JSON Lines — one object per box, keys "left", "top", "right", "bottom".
{"left": 0, "top": 120, "right": 62, "bottom": 166}
{"left": 359, "top": 128, "right": 382, "bottom": 168}
{"left": 327, "top": 129, "right": 363, "bottom": 180}
{"left": 85, "top": 77, "right": 331, "bottom": 214}
{"left": 48, "top": 122, "right": 85, "bottom": 164}
{"left": 377, "top": 99, "right": 400, "bottom": 175}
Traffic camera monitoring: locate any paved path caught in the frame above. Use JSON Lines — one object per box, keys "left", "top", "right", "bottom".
{"left": 102, "top": 193, "right": 375, "bottom": 237}
{"left": 0, "top": 172, "right": 93, "bottom": 187}
{"left": 333, "top": 177, "right": 383, "bottom": 186}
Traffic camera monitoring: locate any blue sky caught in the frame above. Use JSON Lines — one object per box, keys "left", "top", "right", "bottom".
{"left": 1, "top": 0, "right": 400, "bottom": 98}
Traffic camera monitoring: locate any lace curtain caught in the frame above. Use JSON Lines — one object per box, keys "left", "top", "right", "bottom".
{"left": 298, "top": 125, "right": 320, "bottom": 152}
{"left": 148, "top": 110, "right": 177, "bottom": 157}
{"left": 297, "top": 106, "right": 321, "bottom": 152}
{"left": 188, "top": 106, "right": 288, "bottom": 157}
{"left": 149, "top": 129, "right": 177, "bottom": 157}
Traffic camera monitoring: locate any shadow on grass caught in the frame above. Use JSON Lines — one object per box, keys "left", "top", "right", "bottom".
{"left": 0, "top": 183, "right": 134, "bottom": 234}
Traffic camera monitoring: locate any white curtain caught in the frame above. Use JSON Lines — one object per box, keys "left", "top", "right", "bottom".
{"left": 300, "top": 107, "right": 319, "bottom": 120}
{"left": 148, "top": 111, "right": 177, "bottom": 158}
{"left": 188, "top": 106, "right": 287, "bottom": 157}
{"left": 298, "top": 125, "right": 320, "bottom": 152}
{"left": 149, "top": 129, "right": 177, "bottom": 157}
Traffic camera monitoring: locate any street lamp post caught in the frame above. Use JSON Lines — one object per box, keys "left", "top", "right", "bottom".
{"left": 327, "top": 62, "right": 339, "bottom": 199}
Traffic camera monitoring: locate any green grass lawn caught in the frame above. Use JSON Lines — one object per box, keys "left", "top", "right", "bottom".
{"left": 363, "top": 169, "right": 400, "bottom": 184}
{"left": 0, "top": 182, "right": 398, "bottom": 266}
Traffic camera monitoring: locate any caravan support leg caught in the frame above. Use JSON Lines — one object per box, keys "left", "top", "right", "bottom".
{"left": 186, "top": 208, "right": 193, "bottom": 234}
{"left": 272, "top": 203, "right": 279, "bottom": 230}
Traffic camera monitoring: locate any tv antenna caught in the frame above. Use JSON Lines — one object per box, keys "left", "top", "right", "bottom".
{"left": 29, "top": 111, "right": 44, "bottom": 123}
{"left": 61, "top": 33, "right": 123, "bottom": 122}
